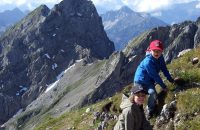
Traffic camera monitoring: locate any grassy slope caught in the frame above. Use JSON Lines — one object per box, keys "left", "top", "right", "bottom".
{"left": 167, "top": 48, "right": 200, "bottom": 130}
{"left": 34, "top": 48, "right": 200, "bottom": 130}
{"left": 12, "top": 60, "right": 106, "bottom": 130}
{"left": 34, "top": 92, "right": 122, "bottom": 130}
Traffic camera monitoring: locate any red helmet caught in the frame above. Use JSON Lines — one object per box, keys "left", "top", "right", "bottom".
{"left": 149, "top": 40, "right": 163, "bottom": 51}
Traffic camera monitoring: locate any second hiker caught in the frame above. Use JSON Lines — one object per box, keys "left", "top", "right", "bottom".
{"left": 133, "top": 40, "right": 174, "bottom": 119}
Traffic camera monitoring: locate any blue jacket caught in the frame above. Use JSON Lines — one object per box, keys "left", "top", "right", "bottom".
{"left": 134, "top": 54, "right": 173, "bottom": 89}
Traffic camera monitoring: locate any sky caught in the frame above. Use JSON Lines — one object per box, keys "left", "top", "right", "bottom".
{"left": 0, "top": 0, "right": 200, "bottom": 13}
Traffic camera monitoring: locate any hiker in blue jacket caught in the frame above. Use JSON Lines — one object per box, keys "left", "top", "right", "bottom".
{"left": 134, "top": 40, "right": 174, "bottom": 119}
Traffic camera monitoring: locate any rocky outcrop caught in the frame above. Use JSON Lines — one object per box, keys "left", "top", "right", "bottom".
{"left": 123, "top": 18, "right": 200, "bottom": 63}
{"left": 79, "top": 51, "right": 126, "bottom": 105}
{"left": 0, "top": 0, "right": 114, "bottom": 124}
{"left": 2, "top": 52, "right": 126, "bottom": 129}
{"left": 0, "top": 94, "right": 20, "bottom": 125}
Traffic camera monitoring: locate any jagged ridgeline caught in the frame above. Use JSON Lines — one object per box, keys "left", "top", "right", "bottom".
{"left": 0, "top": 0, "right": 114, "bottom": 126}
{"left": 1, "top": 0, "right": 200, "bottom": 129}
{"left": 101, "top": 6, "right": 167, "bottom": 50}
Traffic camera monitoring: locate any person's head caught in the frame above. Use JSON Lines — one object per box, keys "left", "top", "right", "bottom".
{"left": 130, "top": 85, "right": 148, "bottom": 105}
{"left": 149, "top": 40, "right": 163, "bottom": 59}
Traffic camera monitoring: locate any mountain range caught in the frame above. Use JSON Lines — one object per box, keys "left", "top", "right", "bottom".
{"left": 95, "top": 1, "right": 200, "bottom": 25}
{"left": 101, "top": 6, "right": 167, "bottom": 50}
{"left": 151, "top": 1, "right": 200, "bottom": 24}
{"left": 0, "top": 8, "right": 26, "bottom": 35}
{"left": 0, "top": 0, "right": 200, "bottom": 129}
{"left": 3, "top": 14, "right": 200, "bottom": 129}
{"left": 0, "top": 0, "right": 114, "bottom": 126}
{"left": 2, "top": 2, "right": 200, "bottom": 51}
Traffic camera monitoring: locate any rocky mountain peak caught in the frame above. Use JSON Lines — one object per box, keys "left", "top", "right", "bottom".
{"left": 2, "top": 3, "right": 200, "bottom": 129}
{"left": 0, "top": 7, "right": 24, "bottom": 19}
{"left": 1, "top": 5, "right": 50, "bottom": 38}
{"left": 102, "top": 6, "right": 141, "bottom": 21}
{"left": 196, "top": 16, "right": 200, "bottom": 25}
{"left": 0, "top": 7, "right": 26, "bottom": 35}
{"left": 34, "top": 5, "right": 50, "bottom": 16}
{"left": 101, "top": 7, "right": 167, "bottom": 50}
{"left": 118, "top": 6, "right": 133, "bottom": 14}
{"left": 53, "top": 0, "right": 95, "bottom": 16}
{"left": 0, "top": 0, "right": 114, "bottom": 124}
{"left": 10, "top": 8, "right": 23, "bottom": 14}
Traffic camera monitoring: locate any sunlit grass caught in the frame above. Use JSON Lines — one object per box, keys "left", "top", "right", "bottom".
{"left": 168, "top": 48, "right": 200, "bottom": 82}
{"left": 176, "top": 88, "right": 200, "bottom": 114}
{"left": 34, "top": 92, "right": 123, "bottom": 130}
{"left": 176, "top": 115, "right": 200, "bottom": 130}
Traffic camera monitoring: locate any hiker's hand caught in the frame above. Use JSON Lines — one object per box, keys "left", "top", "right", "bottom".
{"left": 173, "top": 77, "right": 185, "bottom": 86}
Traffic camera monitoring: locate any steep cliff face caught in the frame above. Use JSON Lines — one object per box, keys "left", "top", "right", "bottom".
{"left": 2, "top": 52, "right": 127, "bottom": 130}
{"left": 123, "top": 18, "right": 200, "bottom": 63}
{"left": 0, "top": 0, "right": 114, "bottom": 124}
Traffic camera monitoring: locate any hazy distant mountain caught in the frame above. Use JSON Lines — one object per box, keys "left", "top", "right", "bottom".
{"left": 151, "top": 1, "right": 200, "bottom": 24}
{"left": 0, "top": 8, "right": 26, "bottom": 34}
{"left": 95, "top": 5, "right": 108, "bottom": 14}
{"left": 101, "top": 6, "right": 167, "bottom": 50}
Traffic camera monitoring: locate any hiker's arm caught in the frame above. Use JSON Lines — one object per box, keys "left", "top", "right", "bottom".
{"left": 124, "top": 108, "right": 134, "bottom": 130}
{"left": 160, "top": 56, "right": 174, "bottom": 83}
{"left": 142, "top": 113, "right": 153, "bottom": 130}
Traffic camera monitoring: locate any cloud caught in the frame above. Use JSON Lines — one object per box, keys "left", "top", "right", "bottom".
{"left": 0, "top": 0, "right": 63, "bottom": 12}
{"left": 92, "top": 0, "right": 200, "bottom": 12}
{"left": 92, "top": 0, "right": 124, "bottom": 10}
{"left": 0, "top": 0, "right": 61, "bottom": 6}
{"left": 196, "top": 2, "right": 200, "bottom": 8}
{"left": 16, "top": 0, "right": 27, "bottom": 6}
{"left": 33, "top": 0, "right": 62, "bottom": 5}
{"left": 122, "top": 0, "right": 172, "bottom": 12}
{"left": 123, "top": 0, "right": 200, "bottom": 12}
{"left": 0, "top": 0, "right": 29, "bottom": 6}
{"left": 0, "top": 0, "right": 15, "bottom": 5}
{"left": 151, "top": 11, "right": 162, "bottom": 17}
{"left": 0, "top": 0, "right": 200, "bottom": 13}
